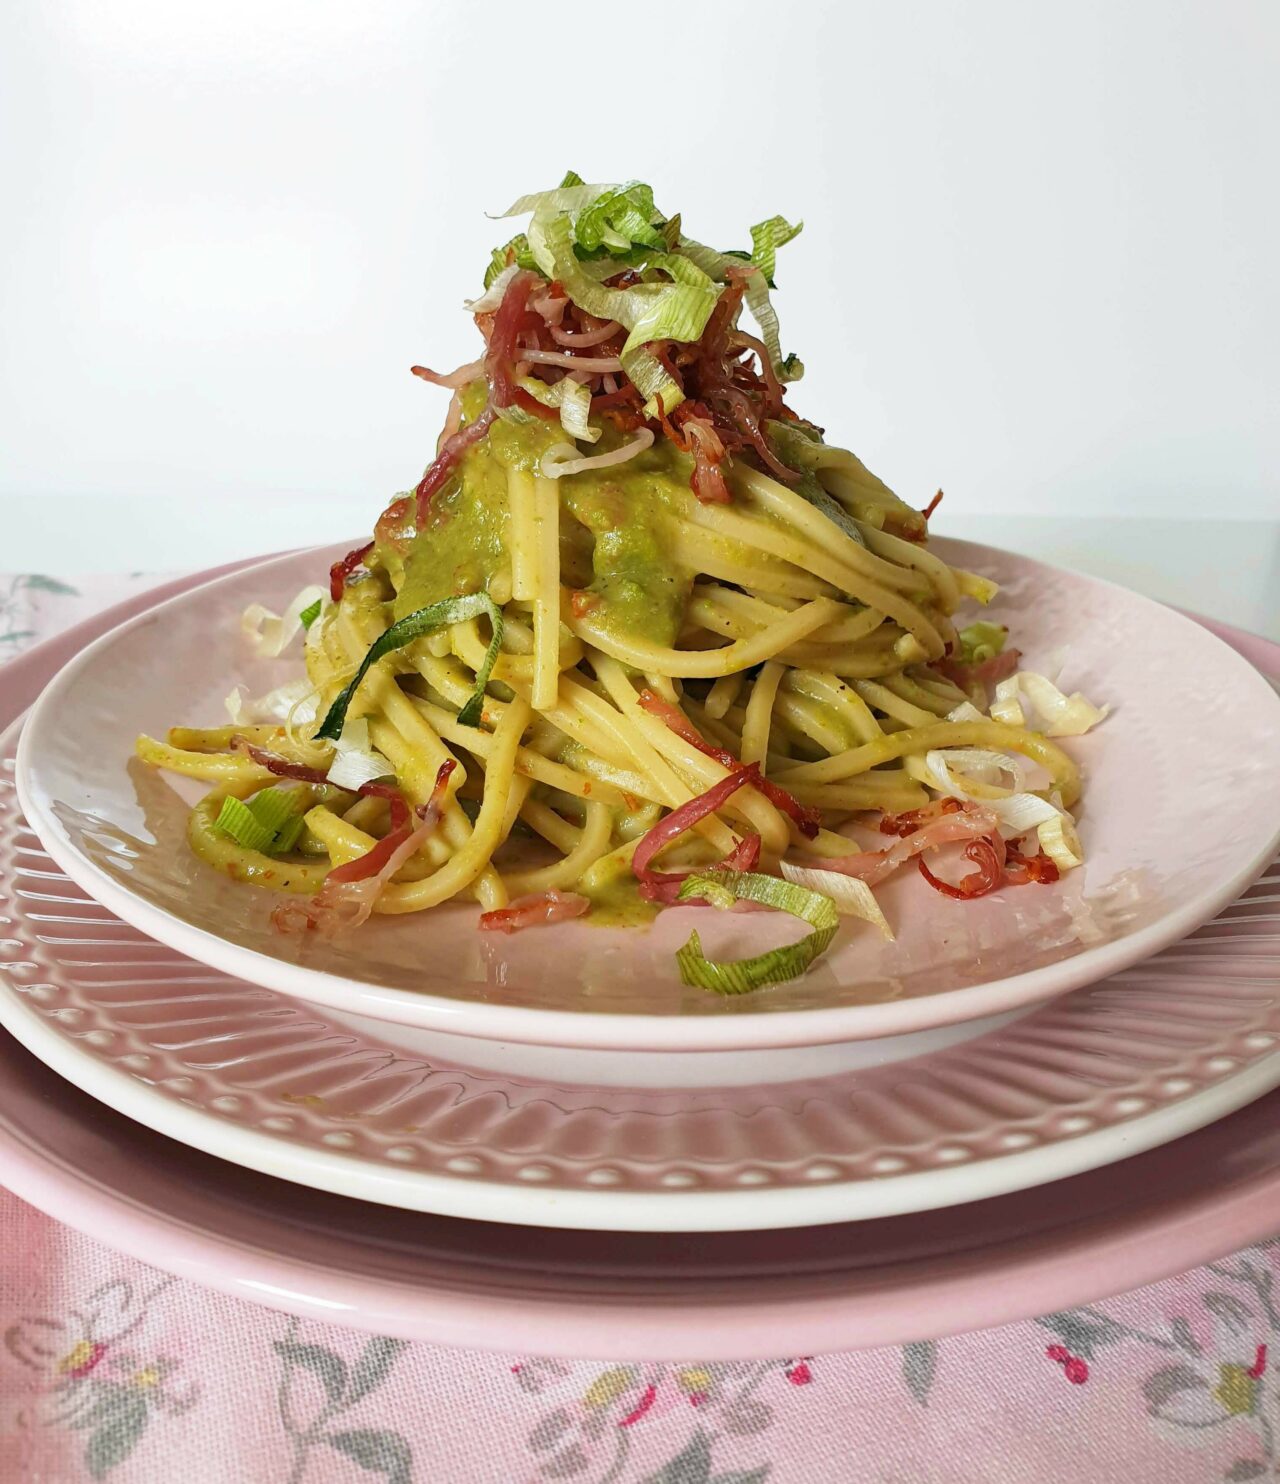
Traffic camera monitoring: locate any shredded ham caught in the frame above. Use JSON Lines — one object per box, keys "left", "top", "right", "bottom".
{"left": 550, "top": 319, "right": 622, "bottom": 348}
{"left": 1002, "top": 840, "right": 1061, "bottom": 886}
{"left": 519, "top": 349, "right": 624, "bottom": 373}
{"left": 440, "top": 390, "right": 464, "bottom": 444}
{"left": 803, "top": 802, "right": 1001, "bottom": 886}
{"left": 272, "top": 760, "right": 456, "bottom": 936}
{"left": 409, "top": 269, "right": 547, "bottom": 525}
{"left": 874, "top": 800, "right": 1062, "bottom": 898}
{"left": 478, "top": 890, "right": 591, "bottom": 933}
{"left": 374, "top": 495, "right": 415, "bottom": 555}
{"left": 329, "top": 541, "right": 374, "bottom": 603}
{"left": 727, "top": 330, "right": 785, "bottom": 414}
{"left": 233, "top": 739, "right": 330, "bottom": 785}
{"left": 638, "top": 833, "right": 761, "bottom": 907}
{"left": 413, "top": 406, "right": 496, "bottom": 525}
{"left": 411, "top": 358, "right": 484, "bottom": 390}
{"left": 933, "top": 646, "right": 1021, "bottom": 696}
{"left": 530, "top": 284, "right": 568, "bottom": 326}
{"left": 918, "top": 833, "right": 1006, "bottom": 899}
{"left": 631, "top": 766, "right": 764, "bottom": 904}
{"left": 637, "top": 690, "right": 819, "bottom": 838}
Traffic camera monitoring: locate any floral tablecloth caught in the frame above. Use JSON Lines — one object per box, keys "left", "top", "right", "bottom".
{"left": 3, "top": 571, "right": 1278, "bottom": 1484}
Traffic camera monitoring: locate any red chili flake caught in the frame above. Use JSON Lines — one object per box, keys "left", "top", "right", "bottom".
{"left": 922, "top": 490, "right": 944, "bottom": 521}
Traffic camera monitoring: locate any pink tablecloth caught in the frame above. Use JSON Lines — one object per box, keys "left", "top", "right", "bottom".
{"left": 2, "top": 572, "right": 1278, "bottom": 1484}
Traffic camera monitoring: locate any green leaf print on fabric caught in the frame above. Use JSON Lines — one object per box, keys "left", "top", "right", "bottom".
{"left": 21, "top": 574, "right": 81, "bottom": 595}
{"left": 326, "top": 1427, "right": 412, "bottom": 1482}
{"left": 902, "top": 1341, "right": 937, "bottom": 1405}
{"left": 274, "top": 1320, "right": 413, "bottom": 1484}
{"left": 642, "top": 1428, "right": 713, "bottom": 1484}
{"left": 346, "top": 1337, "right": 409, "bottom": 1406}
{"left": 272, "top": 1339, "right": 348, "bottom": 1403}
{"left": 2, "top": 1274, "right": 199, "bottom": 1478}
{"left": 83, "top": 1384, "right": 149, "bottom": 1479}
{"left": 1037, "top": 1308, "right": 1128, "bottom": 1360}
{"left": 1224, "top": 1459, "right": 1268, "bottom": 1479}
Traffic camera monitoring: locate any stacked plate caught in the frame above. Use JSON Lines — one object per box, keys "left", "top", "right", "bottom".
{"left": 2, "top": 543, "right": 1279, "bottom": 1359}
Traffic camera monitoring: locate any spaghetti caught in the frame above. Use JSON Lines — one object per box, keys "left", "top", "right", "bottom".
{"left": 137, "top": 175, "right": 1108, "bottom": 990}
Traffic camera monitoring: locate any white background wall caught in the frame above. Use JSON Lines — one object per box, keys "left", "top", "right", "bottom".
{"left": 1, "top": 1, "right": 1277, "bottom": 569}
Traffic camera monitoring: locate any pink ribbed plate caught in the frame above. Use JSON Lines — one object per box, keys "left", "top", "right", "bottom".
{"left": 1, "top": 577, "right": 1279, "bottom": 1353}
{"left": 3, "top": 718, "right": 1278, "bottom": 1229}
{"left": 4, "top": 1024, "right": 1280, "bottom": 1357}
{"left": 14, "top": 540, "right": 1280, "bottom": 1053}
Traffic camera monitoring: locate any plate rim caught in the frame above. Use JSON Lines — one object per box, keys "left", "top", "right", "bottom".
{"left": 2, "top": 1021, "right": 1280, "bottom": 1359}
{"left": 1, "top": 801, "right": 1278, "bottom": 1230}
{"left": 15, "top": 538, "right": 1280, "bottom": 1051}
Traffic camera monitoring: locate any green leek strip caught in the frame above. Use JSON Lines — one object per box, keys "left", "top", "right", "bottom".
{"left": 245, "top": 786, "right": 305, "bottom": 839}
{"left": 530, "top": 213, "right": 719, "bottom": 361}
{"left": 272, "top": 814, "right": 306, "bottom": 853}
{"left": 574, "top": 181, "right": 665, "bottom": 253}
{"left": 299, "top": 598, "right": 322, "bottom": 630}
{"left": 678, "top": 236, "right": 794, "bottom": 379}
{"left": 957, "top": 621, "right": 1008, "bottom": 665}
{"left": 748, "top": 215, "right": 803, "bottom": 282}
{"left": 214, "top": 796, "right": 277, "bottom": 854}
{"left": 213, "top": 787, "right": 310, "bottom": 856}
{"left": 317, "top": 593, "right": 503, "bottom": 741}
{"left": 484, "top": 234, "right": 538, "bottom": 289}
{"left": 674, "top": 870, "right": 839, "bottom": 995}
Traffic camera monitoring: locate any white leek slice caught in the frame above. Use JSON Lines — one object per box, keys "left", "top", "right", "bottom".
{"left": 540, "top": 429, "right": 654, "bottom": 479}
{"left": 241, "top": 585, "right": 326, "bottom": 659}
{"left": 517, "top": 374, "right": 601, "bottom": 443}
{"left": 923, "top": 748, "right": 1062, "bottom": 838}
{"left": 325, "top": 718, "right": 394, "bottom": 791}
{"left": 924, "top": 747, "right": 1027, "bottom": 797}
{"left": 1037, "top": 813, "right": 1083, "bottom": 871}
{"left": 780, "top": 861, "right": 894, "bottom": 940}
{"left": 990, "top": 677, "right": 1026, "bottom": 726}
{"left": 462, "top": 263, "right": 518, "bottom": 314}
{"left": 224, "top": 686, "right": 249, "bottom": 725}
{"left": 993, "top": 793, "right": 1063, "bottom": 838}
{"left": 224, "top": 678, "right": 320, "bottom": 727}
{"left": 1016, "top": 673, "right": 1110, "bottom": 737}
{"left": 946, "top": 701, "right": 987, "bottom": 723}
